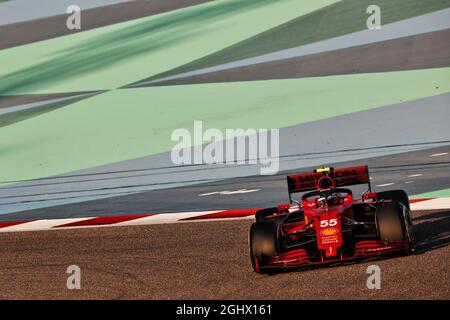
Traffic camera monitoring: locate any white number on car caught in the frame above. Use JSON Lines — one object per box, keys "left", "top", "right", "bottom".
{"left": 320, "top": 219, "right": 338, "bottom": 227}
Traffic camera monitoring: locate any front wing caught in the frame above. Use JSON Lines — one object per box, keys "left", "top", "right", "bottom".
{"left": 261, "top": 240, "right": 409, "bottom": 270}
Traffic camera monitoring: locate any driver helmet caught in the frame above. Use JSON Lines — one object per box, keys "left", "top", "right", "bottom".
{"left": 317, "top": 196, "right": 327, "bottom": 208}
{"left": 327, "top": 193, "right": 340, "bottom": 206}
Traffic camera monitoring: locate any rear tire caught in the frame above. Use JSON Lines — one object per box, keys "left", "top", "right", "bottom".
{"left": 249, "top": 221, "right": 279, "bottom": 274}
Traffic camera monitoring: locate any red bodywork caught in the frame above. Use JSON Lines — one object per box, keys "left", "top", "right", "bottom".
{"left": 258, "top": 166, "right": 410, "bottom": 269}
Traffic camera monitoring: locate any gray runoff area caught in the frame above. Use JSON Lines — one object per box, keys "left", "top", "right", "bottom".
{"left": 0, "top": 93, "right": 449, "bottom": 217}
{"left": 0, "top": 93, "right": 96, "bottom": 116}
{"left": 139, "top": 8, "right": 450, "bottom": 85}
{"left": 0, "top": 145, "right": 449, "bottom": 222}
{"left": 0, "top": 0, "right": 131, "bottom": 25}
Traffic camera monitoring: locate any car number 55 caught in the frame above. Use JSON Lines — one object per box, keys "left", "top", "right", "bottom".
{"left": 320, "top": 219, "right": 338, "bottom": 227}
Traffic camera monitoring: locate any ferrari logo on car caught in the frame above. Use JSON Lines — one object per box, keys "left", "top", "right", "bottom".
{"left": 320, "top": 227, "right": 338, "bottom": 236}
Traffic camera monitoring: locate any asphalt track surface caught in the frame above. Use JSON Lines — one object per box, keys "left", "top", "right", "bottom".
{"left": 0, "top": 209, "right": 447, "bottom": 299}
{"left": 3, "top": 145, "right": 448, "bottom": 222}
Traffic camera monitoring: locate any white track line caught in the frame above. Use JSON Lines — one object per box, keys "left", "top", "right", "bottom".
{"left": 430, "top": 152, "right": 448, "bottom": 157}
{"left": 407, "top": 174, "right": 423, "bottom": 178}
{"left": 199, "top": 189, "right": 261, "bottom": 196}
{"left": 199, "top": 192, "right": 221, "bottom": 196}
{"left": 376, "top": 183, "right": 395, "bottom": 187}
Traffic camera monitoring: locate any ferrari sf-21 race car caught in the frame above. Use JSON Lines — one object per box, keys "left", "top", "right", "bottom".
{"left": 249, "top": 166, "right": 415, "bottom": 274}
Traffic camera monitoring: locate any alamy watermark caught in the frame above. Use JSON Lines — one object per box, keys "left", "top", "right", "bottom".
{"left": 367, "top": 5, "right": 382, "bottom": 30}
{"left": 171, "top": 121, "right": 279, "bottom": 175}
{"left": 66, "top": 264, "right": 81, "bottom": 290}
{"left": 66, "top": 5, "right": 81, "bottom": 30}
{"left": 366, "top": 265, "right": 381, "bottom": 289}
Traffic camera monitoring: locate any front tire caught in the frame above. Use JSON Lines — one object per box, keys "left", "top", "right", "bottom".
{"left": 377, "top": 190, "right": 414, "bottom": 252}
{"left": 249, "top": 221, "right": 279, "bottom": 274}
{"left": 255, "top": 207, "right": 277, "bottom": 223}
{"left": 377, "top": 190, "right": 410, "bottom": 210}
{"left": 376, "top": 203, "right": 405, "bottom": 242}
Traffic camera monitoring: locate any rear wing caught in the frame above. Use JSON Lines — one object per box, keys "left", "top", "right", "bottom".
{"left": 287, "top": 166, "right": 371, "bottom": 201}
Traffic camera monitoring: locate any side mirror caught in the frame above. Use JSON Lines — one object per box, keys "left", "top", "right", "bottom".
{"left": 344, "top": 193, "right": 353, "bottom": 205}
{"left": 363, "top": 192, "right": 377, "bottom": 201}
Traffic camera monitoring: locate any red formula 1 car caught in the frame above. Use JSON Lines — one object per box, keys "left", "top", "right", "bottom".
{"left": 249, "top": 166, "right": 415, "bottom": 274}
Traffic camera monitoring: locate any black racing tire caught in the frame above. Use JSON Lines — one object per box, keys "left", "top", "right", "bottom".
{"left": 255, "top": 207, "right": 278, "bottom": 223}
{"left": 377, "top": 190, "right": 415, "bottom": 252}
{"left": 377, "top": 190, "right": 410, "bottom": 211}
{"left": 376, "top": 203, "right": 406, "bottom": 242}
{"left": 249, "top": 221, "right": 279, "bottom": 274}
